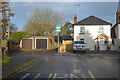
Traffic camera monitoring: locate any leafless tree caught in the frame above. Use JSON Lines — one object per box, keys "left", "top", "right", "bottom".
{"left": 24, "top": 8, "right": 64, "bottom": 37}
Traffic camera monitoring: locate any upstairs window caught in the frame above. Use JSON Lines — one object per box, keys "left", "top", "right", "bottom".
{"left": 80, "top": 26, "right": 85, "bottom": 34}
{"left": 99, "top": 26, "right": 103, "bottom": 31}
{"left": 98, "top": 26, "right": 104, "bottom": 33}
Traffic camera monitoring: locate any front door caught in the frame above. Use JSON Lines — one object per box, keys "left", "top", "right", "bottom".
{"left": 99, "top": 39, "right": 105, "bottom": 50}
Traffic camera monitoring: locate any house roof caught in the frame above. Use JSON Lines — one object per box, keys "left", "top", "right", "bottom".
{"left": 112, "top": 22, "right": 120, "bottom": 29}
{"left": 74, "top": 16, "right": 112, "bottom": 26}
{"left": 54, "top": 36, "right": 73, "bottom": 42}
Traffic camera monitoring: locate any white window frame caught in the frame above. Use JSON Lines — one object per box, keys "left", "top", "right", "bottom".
{"left": 99, "top": 26, "right": 104, "bottom": 31}
{"left": 35, "top": 38, "right": 48, "bottom": 49}
{"left": 80, "top": 26, "right": 85, "bottom": 33}
{"left": 22, "top": 38, "right": 34, "bottom": 49}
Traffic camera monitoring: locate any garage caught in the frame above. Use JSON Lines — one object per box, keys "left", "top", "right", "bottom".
{"left": 20, "top": 36, "right": 54, "bottom": 50}
{"left": 35, "top": 38, "right": 48, "bottom": 49}
{"left": 22, "top": 38, "right": 33, "bottom": 49}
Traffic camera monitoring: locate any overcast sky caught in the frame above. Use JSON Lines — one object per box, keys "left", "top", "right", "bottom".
{"left": 10, "top": 2, "right": 118, "bottom": 31}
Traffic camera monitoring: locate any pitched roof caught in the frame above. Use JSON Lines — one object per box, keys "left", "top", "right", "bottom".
{"left": 74, "top": 16, "right": 112, "bottom": 26}
{"left": 112, "top": 22, "right": 120, "bottom": 29}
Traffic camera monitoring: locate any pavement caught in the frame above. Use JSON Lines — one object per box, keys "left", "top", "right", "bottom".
{"left": 2, "top": 50, "right": 120, "bottom": 80}
{"left": 2, "top": 51, "right": 37, "bottom": 77}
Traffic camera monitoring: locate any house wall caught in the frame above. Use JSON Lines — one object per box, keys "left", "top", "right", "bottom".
{"left": 74, "top": 25, "right": 111, "bottom": 50}
{"left": 111, "top": 24, "right": 120, "bottom": 52}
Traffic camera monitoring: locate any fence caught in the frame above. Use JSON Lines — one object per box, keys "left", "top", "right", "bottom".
{"left": 60, "top": 40, "right": 73, "bottom": 53}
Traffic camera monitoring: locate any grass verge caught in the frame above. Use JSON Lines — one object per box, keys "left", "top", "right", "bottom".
{"left": 2, "top": 57, "right": 11, "bottom": 65}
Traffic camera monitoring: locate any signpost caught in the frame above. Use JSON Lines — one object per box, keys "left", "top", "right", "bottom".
{"left": 56, "top": 25, "right": 61, "bottom": 52}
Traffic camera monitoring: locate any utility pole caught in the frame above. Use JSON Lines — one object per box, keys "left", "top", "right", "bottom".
{"left": 74, "top": 4, "right": 80, "bottom": 15}
{"left": 7, "top": 6, "right": 10, "bottom": 50}
{"left": 58, "top": 32, "right": 59, "bottom": 52}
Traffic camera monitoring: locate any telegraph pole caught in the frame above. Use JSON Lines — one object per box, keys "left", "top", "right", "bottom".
{"left": 7, "top": 6, "right": 10, "bottom": 50}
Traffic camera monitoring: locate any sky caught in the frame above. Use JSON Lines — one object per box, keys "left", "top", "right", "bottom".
{"left": 9, "top": 2, "right": 118, "bottom": 31}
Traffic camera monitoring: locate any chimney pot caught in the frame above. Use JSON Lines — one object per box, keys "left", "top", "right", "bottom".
{"left": 74, "top": 14, "right": 77, "bottom": 24}
{"left": 117, "top": 9, "right": 119, "bottom": 12}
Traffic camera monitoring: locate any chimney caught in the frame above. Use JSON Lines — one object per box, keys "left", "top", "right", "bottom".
{"left": 74, "top": 14, "right": 77, "bottom": 24}
{"left": 116, "top": 9, "right": 120, "bottom": 23}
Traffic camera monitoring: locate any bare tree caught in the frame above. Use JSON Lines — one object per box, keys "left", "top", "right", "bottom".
{"left": 24, "top": 8, "right": 64, "bottom": 37}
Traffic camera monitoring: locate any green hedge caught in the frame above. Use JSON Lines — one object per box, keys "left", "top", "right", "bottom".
{"left": 10, "top": 32, "right": 31, "bottom": 44}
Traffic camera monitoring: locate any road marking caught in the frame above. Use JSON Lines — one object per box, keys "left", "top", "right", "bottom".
{"left": 81, "top": 74, "right": 87, "bottom": 80}
{"left": 70, "top": 74, "right": 78, "bottom": 78}
{"left": 48, "top": 73, "right": 53, "bottom": 78}
{"left": 46, "top": 58, "right": 49, "bottom": 61}
{"left": 88, "top": 70, "right": 95, "bottom": 80}
{"left": 33, "top": 73, "right": 41, "bottom": 80}
{"left": 82, "top": 61, "right": 86, "bottom": 66}
{"left": 53, "top": 73, "right": 57, "bottom": 78}
{"left": 73, "top": 70, "right": 81, "bottom": 73}
{"left": 20, "top": 61, "right": 38, "bottom": 72}
{"left": 21, "top": 73, "right": 30, "bottom": 79}
{"left": 64, "top": 74, "right": 67, "bottom": 78}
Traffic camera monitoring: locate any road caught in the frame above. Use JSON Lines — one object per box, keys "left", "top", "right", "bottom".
{"left": 6, "top": 51, "right": 120, "bottom": 80}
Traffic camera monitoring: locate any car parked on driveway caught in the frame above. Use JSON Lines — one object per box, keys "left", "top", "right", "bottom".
{"left": 73, "top": 41, "right": 86, "bottom": 53}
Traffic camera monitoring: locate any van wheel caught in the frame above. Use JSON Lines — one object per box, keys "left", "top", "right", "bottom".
{"left": 73, "top": 50, "right": 75, "bottom": 53}
{"left": 84, "top": 50, "right": 86, "bottom": 53}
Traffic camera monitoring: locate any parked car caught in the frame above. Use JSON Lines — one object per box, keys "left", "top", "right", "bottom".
{"left": 73, "top": 41, "right": 86, "bottom": 53}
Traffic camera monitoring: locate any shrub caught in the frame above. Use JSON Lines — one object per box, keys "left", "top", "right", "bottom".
{"left": 9, "top": 32, "right": 31, "bottom": 44}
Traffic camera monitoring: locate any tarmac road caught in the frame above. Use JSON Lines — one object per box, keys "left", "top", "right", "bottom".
{"left": 6, "top": 51, "right": 120, "bottom": 80}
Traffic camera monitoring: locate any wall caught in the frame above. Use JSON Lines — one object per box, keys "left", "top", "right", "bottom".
{"left": 74, "top": 25, "right": 111, "bottom": 50}
{"left": 111, "top": 24, "right": 120, "bottom": 52}
{"left": 60, "top": 40, "right": 73, "bottom": 53}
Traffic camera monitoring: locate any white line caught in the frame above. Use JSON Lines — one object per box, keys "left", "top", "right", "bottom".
{"left": 20, "top": 61, "right": 38, "bottom": 72}
{"left": 81, "top": 74, "right": 87, "bottom": 80}
{"left": 88, "top": 70, "right": 95, "bottom": 80}
{"left": 70, "top": 74, "right": 78, "bottom": 78}
{"left": 34, "top": 73, "right": 41, "bottom": 78}
{"left": 21, "top": 73, "right": 30, "bottom": 79}
{"left": 48, "top": 73, "right": 53, "bottom": 78}
{"left": 82, "top": 61, "right": 86, "bottom": 66}
{"left": 53, "top": 73, "right": 57, "bottom": 78}
{"left": 64, "top": 74, "right": 67, "bottom": 78}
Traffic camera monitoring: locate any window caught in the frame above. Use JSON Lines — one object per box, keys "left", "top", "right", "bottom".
{"left": 98, "top": 26, "right": 104, "bottom": 33}
{"left": 104, "top": 40, "right": 108, "bottom": 44}
{"left": 112, "top": 39, "right": 114, "bottom": 44}
{"left": 99, "top": 26, "right": 103, "bottom": 31}
{"left": 74, "top": 41, "right": 84, "bottom": 44}
{"left": 80, "top": 26, "right": 85, "bottom": 34}
{"left": 50, "top": 39, "right": 52, "bottom": 44}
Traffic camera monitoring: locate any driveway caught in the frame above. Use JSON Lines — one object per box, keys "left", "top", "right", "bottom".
{"left": 5, "top": 50, "right": 120, "bottom": 80}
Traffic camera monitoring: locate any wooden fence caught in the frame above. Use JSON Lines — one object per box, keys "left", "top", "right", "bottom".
{"left": 60, "top": 40, "right": 73, "bottom": 53}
